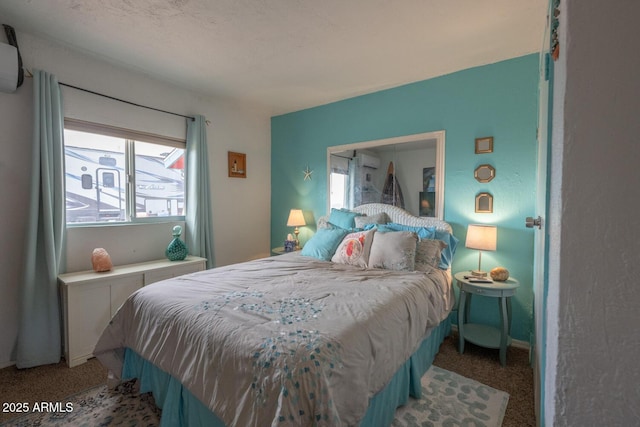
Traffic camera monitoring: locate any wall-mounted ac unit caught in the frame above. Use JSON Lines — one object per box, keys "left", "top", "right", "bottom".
{"left": 357, "top": 152, "right": 380, "bottom": 169}
{"left": 0, "top": 42, "right": 19, "bottom": 93}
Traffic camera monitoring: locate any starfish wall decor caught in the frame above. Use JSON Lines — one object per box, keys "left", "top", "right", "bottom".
{"left": 303, "top": 165, "right": 313, "bottom": 181}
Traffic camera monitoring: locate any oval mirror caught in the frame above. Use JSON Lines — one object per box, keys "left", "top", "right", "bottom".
{"left": 474, "top": 164, "right": 495, "bottom": 183}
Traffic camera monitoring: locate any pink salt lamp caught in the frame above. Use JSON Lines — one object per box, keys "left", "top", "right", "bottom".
{"left": 91, "top": 248, "right": 113, "bottom": 272}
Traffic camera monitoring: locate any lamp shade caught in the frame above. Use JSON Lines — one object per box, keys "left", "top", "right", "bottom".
{"left": 465, "top": 224, "right": 497, "bottom": 251}
{"left": 286, "top": 209, "right": 306, "bottom": 227}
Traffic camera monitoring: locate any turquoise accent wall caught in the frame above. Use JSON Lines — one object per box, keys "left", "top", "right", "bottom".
{"left": 271, "top": 54, "right": 539, "bottom": 342}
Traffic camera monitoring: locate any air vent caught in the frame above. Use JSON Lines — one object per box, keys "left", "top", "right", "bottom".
{"left": 0, "top": 43, "right": 18, "bottom": 93}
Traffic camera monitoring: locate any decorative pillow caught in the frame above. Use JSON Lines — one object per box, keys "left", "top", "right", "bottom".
{"left": 371, "top": 224, "right": 393, "bottom": 233}
{"left": 317, "top": 216, "right": 331, "bottom": 229}
{"left": 433, "top": 230, "right": 459, "bottom": 270}
{"left": 331, "top": 228, "right": 376, "bottom": 268}
{"left": 300, "top": 226, "right": 350, "bottom": 261}
{"left": 328, "top": 208, "right": 363, "bottom": 230}
{"left": 354, "top": 212, "right": 388, "bottom": 229}
{"left": 415, "top": 239, "right": 447, "bottom": 271}
{"left": 379, "top": 222, "right": 436, "bottom": 239}
{"left": 368, "top": 231, "right": 418, "bottom": 271}
{"left": 378, "top": 223, "right": 458, "bottom": 270}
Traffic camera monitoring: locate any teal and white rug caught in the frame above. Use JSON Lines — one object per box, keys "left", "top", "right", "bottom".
{"left": 393, "top": 366, "right": 509, "bottom": 427}
{"left": 3, "top": 366, "right": 508, "bottom": 427}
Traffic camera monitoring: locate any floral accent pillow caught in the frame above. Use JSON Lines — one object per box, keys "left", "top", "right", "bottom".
{"left": 368, "top": 231, "right": 418, "bottom": 271}
{"left": 415, "top": 239, "right": 447, "bottom": 271}
{"left": 331, "top": 228, "right": 376, "bottom": 268}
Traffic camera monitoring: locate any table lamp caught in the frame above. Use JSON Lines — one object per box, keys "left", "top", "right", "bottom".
{"left": 287, "top": 209, "right": 306, "bottom": 249}
{"left": 465, "top": 224, "right": 497, "bottom": 277}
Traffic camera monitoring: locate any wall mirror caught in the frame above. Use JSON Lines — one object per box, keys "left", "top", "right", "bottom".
{"left": 475, "top": 137, "right": 494, "bottom": 154}
{"left": 475, "top": 192, "right": 493, "bottom": 213}
{"left": 327, "top": 130, "right": 445, "bottom": 219}
{"left": 474, "top": 164, "right": 495, "bottom": 183}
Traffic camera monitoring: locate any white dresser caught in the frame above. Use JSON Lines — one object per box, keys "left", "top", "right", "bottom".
{"left": 59, "top": 256, "right": 207, "bottom": 367}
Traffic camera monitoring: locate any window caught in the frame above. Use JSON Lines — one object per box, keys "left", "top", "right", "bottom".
{"left": 329, "top": 154, "right": 350, "bottom": 210}
{"left": 64, "top": 119, "right": 186, "bottom": 225}
{"left": 330, "top": 172, "right": 347, "bottom": 210}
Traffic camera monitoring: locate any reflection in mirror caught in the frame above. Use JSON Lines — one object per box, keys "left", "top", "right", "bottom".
{"left": 327, "top": 131, "right": 445, "bottom": 219}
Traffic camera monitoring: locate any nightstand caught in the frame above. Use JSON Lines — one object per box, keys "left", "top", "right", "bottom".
{"left": 455, "top": 271, "right": 519, "bottom": 366}
{"left": 271, "top": 247, "right": 299, "bottom": 256}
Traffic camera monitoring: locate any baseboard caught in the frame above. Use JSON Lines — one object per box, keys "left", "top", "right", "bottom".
{"left": 511, "top": 338, "right": 531, "bottom": 350}
{"left": 0, "top": 360, "right": 16, "bottom": 369}
{"left": 449, "top": 325, "right": 530, "bottom": 350}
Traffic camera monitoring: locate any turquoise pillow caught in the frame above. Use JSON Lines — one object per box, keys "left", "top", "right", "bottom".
{"left": 378, "top": 223, "right": 436, "bottom": 239}
{"left": 328, "top": 208, "right": 363, "bottom": 230}
{"left": 433, "top": 230, "right": 459, "bottom": 270}
{"left": 300, "top": 226, "right": 350, "bottom": 261}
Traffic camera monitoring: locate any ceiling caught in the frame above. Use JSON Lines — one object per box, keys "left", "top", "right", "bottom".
{"left": 0, "top": 0, "right": 548, "bottom": 115}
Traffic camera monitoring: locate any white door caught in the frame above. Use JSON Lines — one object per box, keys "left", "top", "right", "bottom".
{"left": 532, "top": 49, "right": 551, "bottom": 426}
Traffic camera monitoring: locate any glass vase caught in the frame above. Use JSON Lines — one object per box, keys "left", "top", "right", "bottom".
{"left": 166, "top": 225, "right": 188, "bottom": 261}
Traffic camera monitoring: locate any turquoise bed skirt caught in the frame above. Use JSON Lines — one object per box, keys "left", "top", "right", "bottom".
{"left": 122, "top": 317, "right": 450, "bottom": 427}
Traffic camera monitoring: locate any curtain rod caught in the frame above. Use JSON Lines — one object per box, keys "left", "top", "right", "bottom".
{"left": 330, "top": 153, "right": 353, "bottom": 160}
{"left": 58, "top": 82, "right": 195, "bottom": 121}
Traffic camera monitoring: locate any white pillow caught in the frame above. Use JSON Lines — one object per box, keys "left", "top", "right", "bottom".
{"left": 354, "top": 212, "right": 389, "bottom": 229}
{"left": 331, "top": 228, "right": 376, "bottom": 268}
{"left": 368, "top": 231, "right": 418, "bottom": 271}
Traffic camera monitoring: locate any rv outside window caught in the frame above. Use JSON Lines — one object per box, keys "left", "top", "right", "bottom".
{"left": 63, "top": 119, "right": 186, "bottom": 225}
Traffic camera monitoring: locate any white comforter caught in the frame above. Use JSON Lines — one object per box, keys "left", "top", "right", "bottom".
{"left": 94, "top": 253, "right": 453, "bottom": 426}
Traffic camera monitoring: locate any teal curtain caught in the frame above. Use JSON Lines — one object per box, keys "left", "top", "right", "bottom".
{"left": 185, "top": 115, "right": 214, "bottom": 269}
{"left": 16, "top": 70, "right": 66, "bottom": 368}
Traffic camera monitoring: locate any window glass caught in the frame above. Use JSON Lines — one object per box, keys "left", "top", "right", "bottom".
{"left": 134, "top": 141, "right": 185, "bottom": 218}
{"left": 64, "top": 130, "right": 126, "bottom": 223}
{"left": 330, "top": 172, "right": 347, "bottom": 210}
{"left": 63, "top": 125, "right": 186, "bottom": 225}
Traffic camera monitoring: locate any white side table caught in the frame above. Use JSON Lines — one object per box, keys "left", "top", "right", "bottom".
{"left": 455, "top": 271, "right": 519, "bottom": 366}
{"left": 59, "top": 256, "right": 206, "bottom": 367}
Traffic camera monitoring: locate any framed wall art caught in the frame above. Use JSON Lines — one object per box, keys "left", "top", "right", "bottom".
{"left": 475, "top": 137, "right": 494, "bottom": 154}
{"left": 228, "top": 151, "right": 246, "bottom": 178}
{"left": 419, "top": 191, "right": 435, "bottom": 217}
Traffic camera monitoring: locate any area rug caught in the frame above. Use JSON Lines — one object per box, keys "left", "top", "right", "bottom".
{"left": 393, "top": 366, "right": 509, "bottom": 427}
{"left": 3, "top": 366, "right": 508, "bottom": 427}
{"left": 2, "top": 379, "right": 160, "bottom": 427}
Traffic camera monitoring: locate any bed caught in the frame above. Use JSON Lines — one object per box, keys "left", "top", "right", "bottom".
{"left": 94, "top": 203, "right": 457, "bottom": 426}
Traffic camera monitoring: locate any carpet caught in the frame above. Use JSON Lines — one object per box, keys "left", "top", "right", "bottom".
{"left": 2, "top": 366, "right": 508, "bottom": 427}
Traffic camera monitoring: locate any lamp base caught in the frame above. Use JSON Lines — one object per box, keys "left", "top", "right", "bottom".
{"left": 470, "top": 270, "right": 488, "bottom": 277}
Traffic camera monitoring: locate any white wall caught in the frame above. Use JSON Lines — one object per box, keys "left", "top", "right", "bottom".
{"left": 0, "top": 78, "right": 33, "bottom": 369}
{"left": 547, "top": 1, "right": 640, "bottom": 425}
{"left": 0, "top": 31, "right": 272, "bottom": 367}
